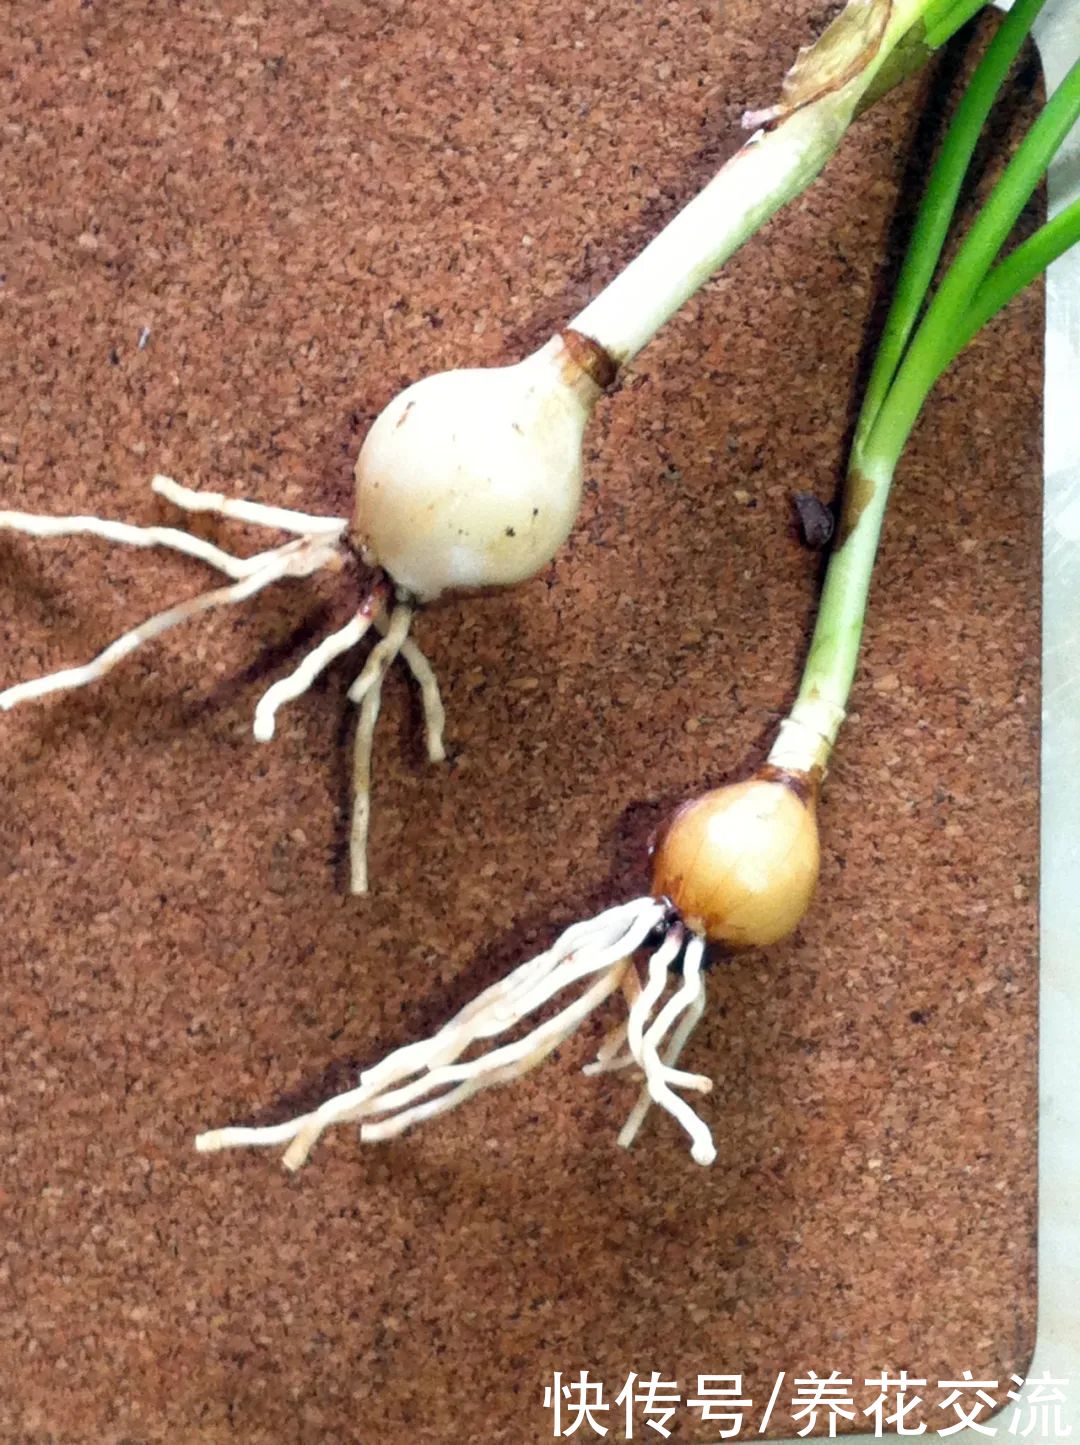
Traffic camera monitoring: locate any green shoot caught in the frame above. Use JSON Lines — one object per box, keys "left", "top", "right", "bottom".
{"left": 773, "top": 16, "right": 1080, "bottom": 777}
{"left": 924, "top": 0, "right": 993, "bottom": 50}
{"left": 865, "top": 47, "right": 1080, "bottom": 474}
{"left": 855, "top": 0, "right": 1049, "bottom": 458}
{"left": 955, "top": 192, "right": 1080, "bottom": 355}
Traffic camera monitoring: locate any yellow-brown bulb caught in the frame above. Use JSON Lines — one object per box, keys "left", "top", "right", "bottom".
{"left": 651, "top": 770, "right": 820, "bottom": 948}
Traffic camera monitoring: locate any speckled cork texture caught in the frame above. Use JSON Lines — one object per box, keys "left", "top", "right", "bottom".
{"left": 0, "top": 3, "right": 1041, "bottom": 1442}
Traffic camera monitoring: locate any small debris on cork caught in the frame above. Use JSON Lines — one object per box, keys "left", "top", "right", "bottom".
{"left": 793, "top": 489, "right": 835, "bottom": 548}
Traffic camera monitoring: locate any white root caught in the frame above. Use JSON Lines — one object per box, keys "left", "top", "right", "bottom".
{"left": 348, "top": 600, "right": 415, "bottom": 706}
{"left": 359, "top": 969, "right": 624, "bottom": 1144}
{"left": 0, "top": 510, "right": 287, "bottom": 580}
{"left": 253, "top": 594, "right": 386, "bottom": 743}
{"left": 252, "top": 595, "right": 448, "bottom": 887}
{"left": 375, "top": 613, "right": 446, "bottom": 764}
{"left": 0, "top": 535, "right": 341, "bottom": 711}
{"left": 151, "top": 474, "right": 347, "bottom": 538}
{"left": 0, "top": 477, "right": 348, "bottom": 714}
{"left": 195, "top": 898, "right": 718, "bottom": 1170}
{"left": 349, "top": 600, "right": 415, "bottom": 895}
{"left": 196, "top": 899, "right": 657, "bottom": 1163}
{"left": 357, "top": 968, "right": 626, "bottom": 1144}
{"left": 445, "top": 899, "right": 651, "bottom": 1041}
{"left": 1, "top": 479, "right": 455, "bottom": 891}
{"left": 582, "top": 967, "right": 642, "bottom": 1076}
{"left": 617, "top": 935, "right": 713, "bottom": 1164}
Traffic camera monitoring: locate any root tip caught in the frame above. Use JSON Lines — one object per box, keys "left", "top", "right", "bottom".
{"left": 349, "top": 846, "right": 369, "bottom": 895}
{"left": 194, "top": 1131, "right": 223, "bottom": 1153}
{"left": 282, "top": 1139, "right": 313, "bottom": 1172}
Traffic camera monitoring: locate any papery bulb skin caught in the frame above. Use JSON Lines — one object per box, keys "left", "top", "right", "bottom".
{"left": 651, "top": 770, "right": 821, "bottom": 948}
{"left": 352, "top": 332, "right": 613, "bottom": 603}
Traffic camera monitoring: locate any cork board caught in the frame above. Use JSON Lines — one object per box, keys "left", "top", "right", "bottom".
{"left": 0, "top": 2, "right": 1041, "bottom": 1441}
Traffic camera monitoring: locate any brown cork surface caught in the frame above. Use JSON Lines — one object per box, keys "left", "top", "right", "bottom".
{"left": 0, "top": 4, "right": 1041, "bottom": 1442}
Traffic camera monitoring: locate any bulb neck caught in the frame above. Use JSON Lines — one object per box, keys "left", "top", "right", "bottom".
{"left": 537, "top": 329, "right": 620, "bottom": 405}
{"left": 558, "top": 328, "right": 620, "bottom": 392}
{"left": 767, "top": 696, "right": 846, "bottom": 776}
{"left": 756, "top": 762, "right": 822, "bottom": 807}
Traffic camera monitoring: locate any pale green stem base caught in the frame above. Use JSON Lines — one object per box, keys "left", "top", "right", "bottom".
{"left": 570, "top": 0, "right": 944, "bottom": 367}
{"left": 767, "top": 453, "right": 897, "bottom": 777}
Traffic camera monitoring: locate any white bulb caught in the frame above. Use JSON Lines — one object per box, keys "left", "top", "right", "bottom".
{"left": 352, "top": 334, "right": 609, "bottom": 602}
